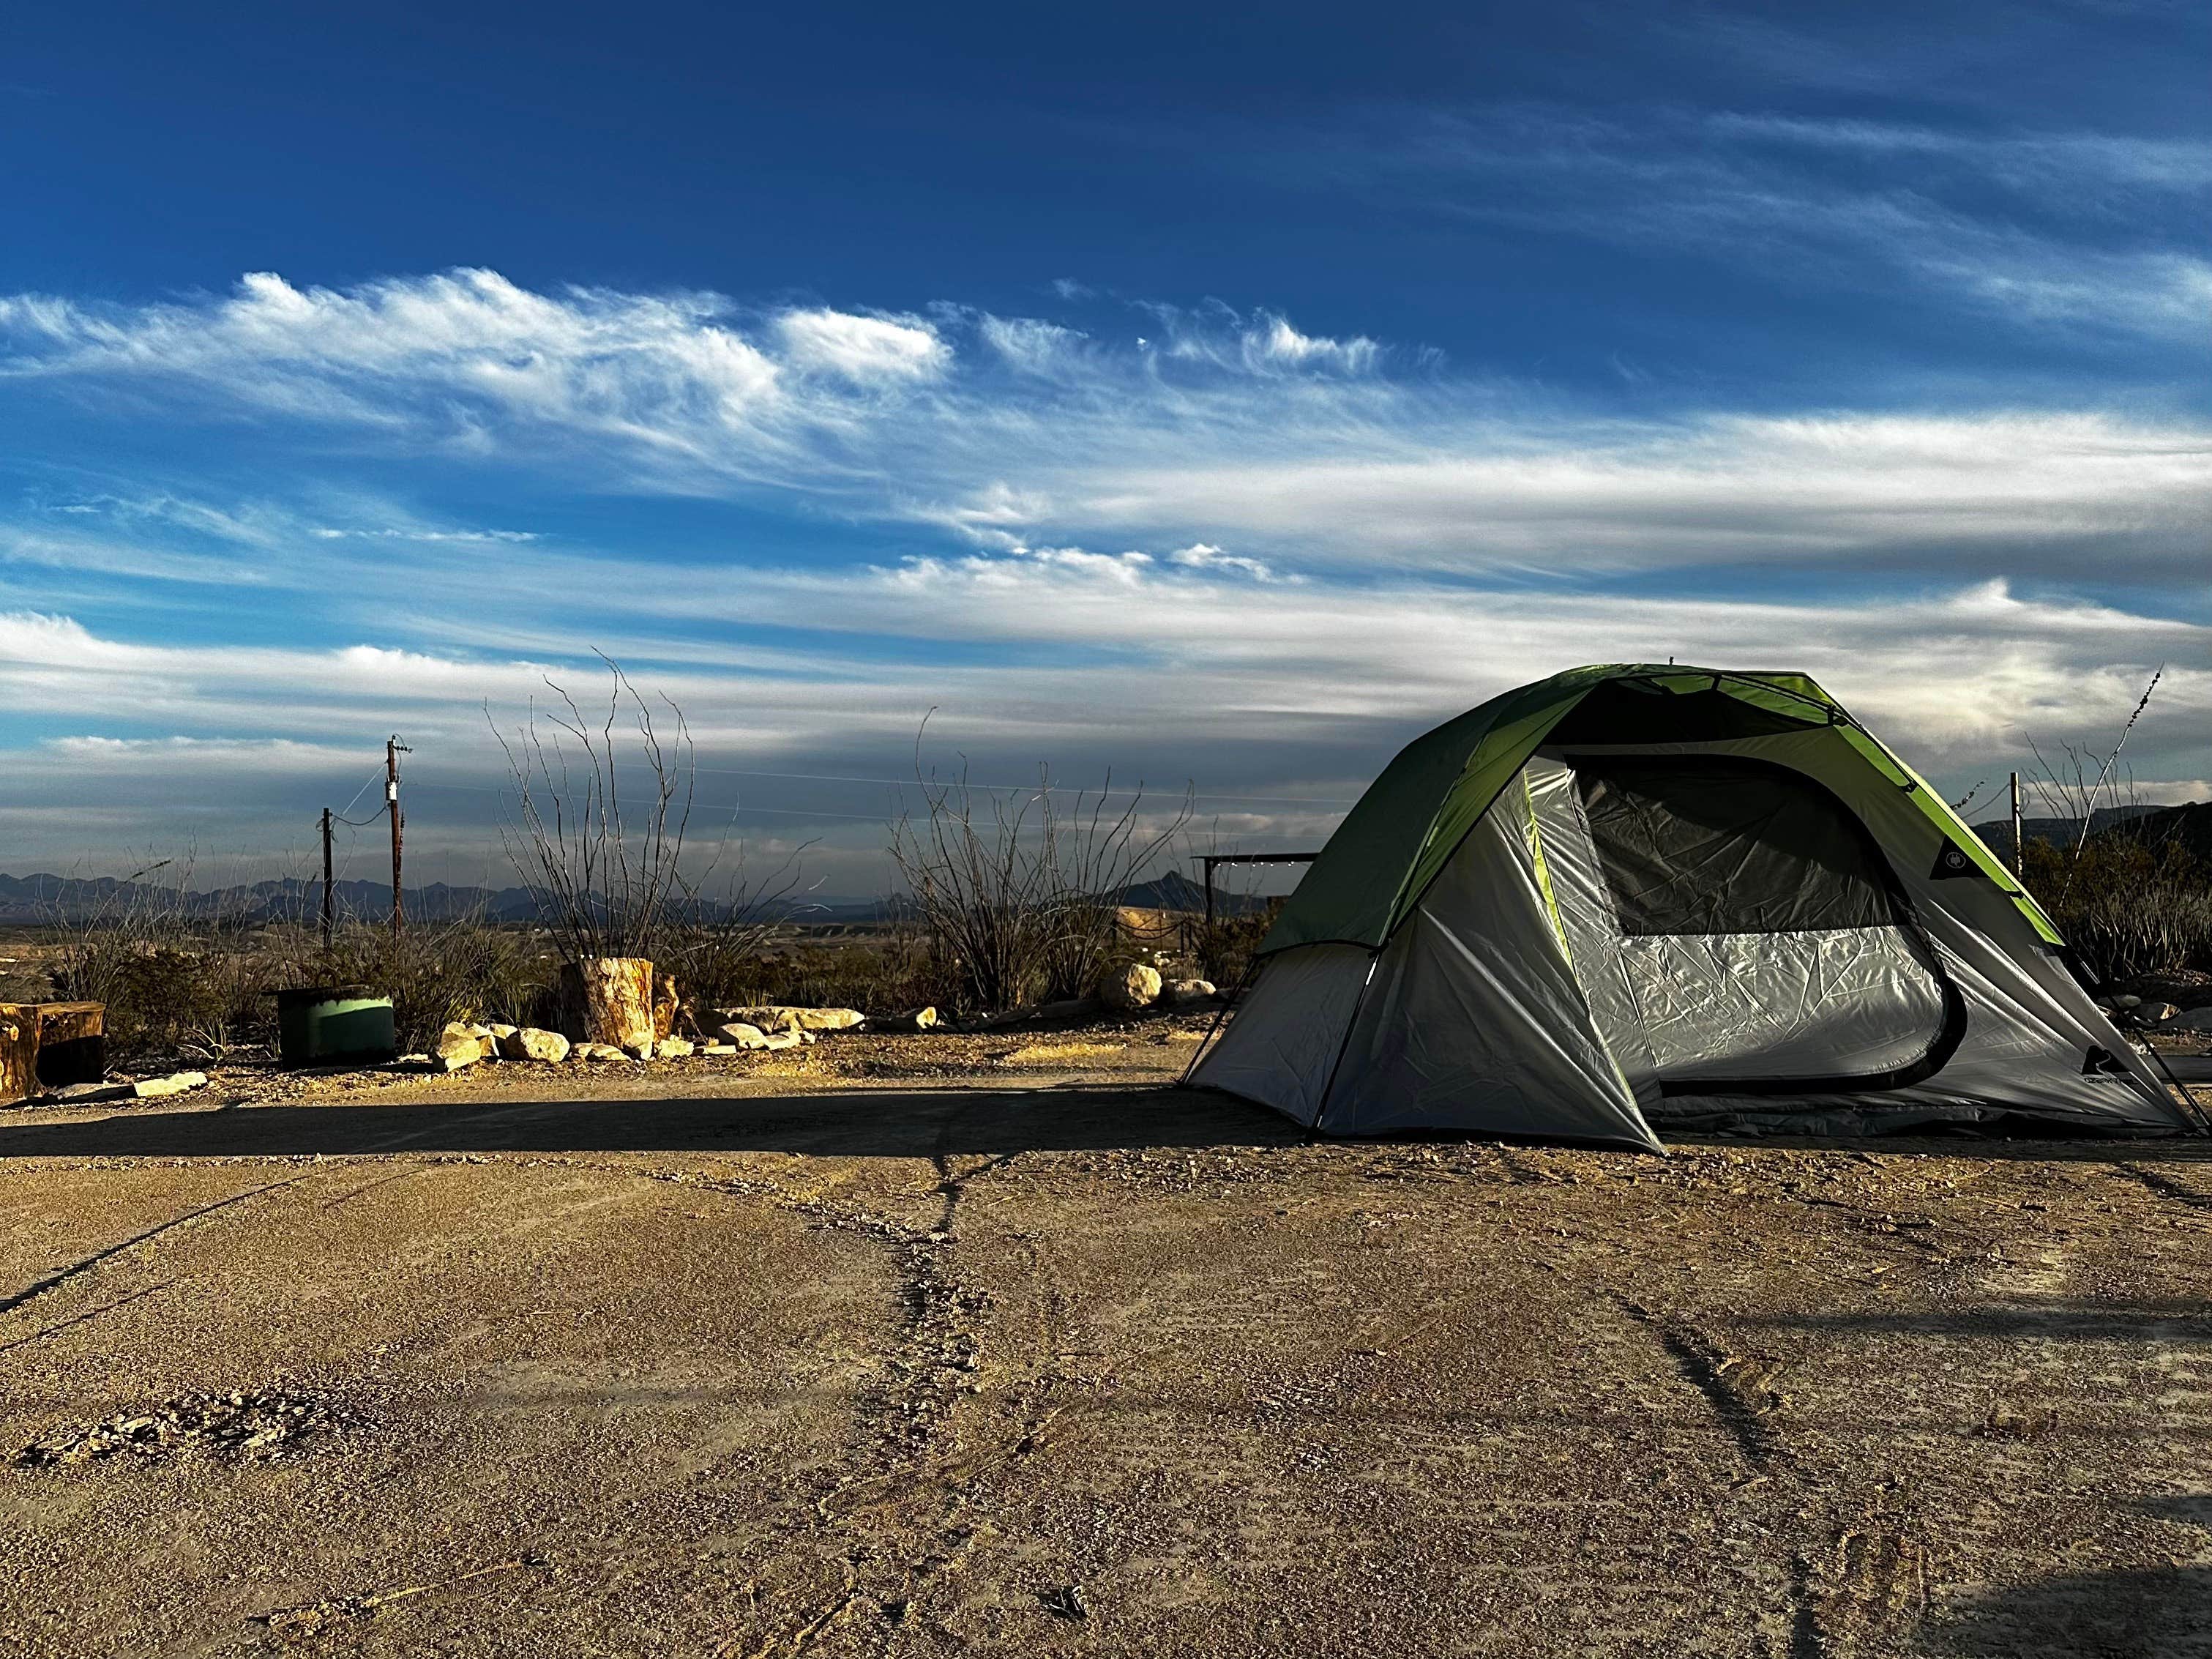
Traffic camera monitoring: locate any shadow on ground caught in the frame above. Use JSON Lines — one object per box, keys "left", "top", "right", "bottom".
{"left": 1921, "top": 1501, "right": 2212, "bottom": 1658}
{"left": 7, "top": 1082, "right": 2212, "bottom": 1166}
{"left": 0, "top": 1084, "right": 1307, "bottom": 1162}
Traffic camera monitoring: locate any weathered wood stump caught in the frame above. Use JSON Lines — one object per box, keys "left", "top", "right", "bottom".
{"left": 0, "top": 1002, "right": 106, "bottom": 1102}
{"left": 556, "top": 958, "right": 657, "bottom": 1054}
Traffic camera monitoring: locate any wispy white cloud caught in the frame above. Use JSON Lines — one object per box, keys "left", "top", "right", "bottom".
{"left": 1236, "top": 105, "right": 2212, "bottom": 343}
{"left": 7, "top": 269, "right": 2205, "bottom": 587}
{"left": 775, "top": 307, "right": 948, "bottom": 381}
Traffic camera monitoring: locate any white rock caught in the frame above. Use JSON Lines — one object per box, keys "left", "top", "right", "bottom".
{"left": 1163, "top": 977, "right": 1217, "bottom": 1006}
{"left": 132, "top": 1070, "right": 209, "bottom": 1099}
{"left": 718, "top": 1023, "right": 772, "bottom": 1050}
{"left": 654, "top": 1037, "right": 695, "bottom": 1059}
{"left": 572, "top": 1042, "right": 635, "bottom": 1062}
{"left": 700, "top": 1043, "right": 737, "bottom": 1056}
{"left": 1096, "top": 962, "right": 1163, "bottom": 1011}
{"left": 501, "top": 1027, "right": 570, "bottom": 1064}
{"left": 436, "top": 1028, "right": 486, "bottom": 1070}
{"left": 717, "top": 1005, "right": 864, "bottom": 1032}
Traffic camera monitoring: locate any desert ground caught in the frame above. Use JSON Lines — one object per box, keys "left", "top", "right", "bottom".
{"left": 4, "top": 1026, "right": 2212, "bottom": 1658}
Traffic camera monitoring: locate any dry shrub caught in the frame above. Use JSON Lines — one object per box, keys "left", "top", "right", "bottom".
{"left": 492, "top": 657, "right": 693, "bottom": 966}
{"left": 44, "top": 860, "right": 279, "bottom": 1062}
{"left": 2022, "top": 836, "right": 2212, "bottom": 987}
{"left": 1191, "top": 896, "right": 1287, "bottom": 988}
{"left": 889, "top": 733, "right": 1191, "bottom": 1013}
{"left": 678, "top": 930, "right": 954, "bottom": 1018}
{"left": 315, "top": 921, "right": 558, "bottom": 1051}
{"left": 50, "top": 934, "right": 279, "bottom": 1063}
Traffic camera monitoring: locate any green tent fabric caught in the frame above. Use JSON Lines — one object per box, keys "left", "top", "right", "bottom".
{"left": 1261, "top": 665, "right": 2059, "bottom": 956}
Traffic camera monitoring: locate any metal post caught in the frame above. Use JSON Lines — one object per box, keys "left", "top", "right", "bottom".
{"left": 385, "top": 736, "right": 410, "bottom": 934}
{"left": 2009, "top": 770, "right": 2023, "bottom": 876}
{"left": 321, "top": 807, "right": 334, "bottom": 952}
{"left": 1203, "top": 855, "right": 1217, "bottom": 933}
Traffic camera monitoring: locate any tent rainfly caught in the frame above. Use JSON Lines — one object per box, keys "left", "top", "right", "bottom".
{"left": 1189, "top": 666, "right": 2194, "bottom": 1149}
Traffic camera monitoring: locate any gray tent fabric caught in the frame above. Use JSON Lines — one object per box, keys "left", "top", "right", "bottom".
{"left": 1192, "top": 698, "right": 2192, "bottom": 1147}
{"left": 1321, "top": 801, "right": 1657, "bottom": 1148}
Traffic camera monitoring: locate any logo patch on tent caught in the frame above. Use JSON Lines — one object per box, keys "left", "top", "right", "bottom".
{"left": 2082, "top": 1045, "right": 2128, "bottom": 1076}
{"left": 1929, "top": 840, "right": 1981, "bottom": 880}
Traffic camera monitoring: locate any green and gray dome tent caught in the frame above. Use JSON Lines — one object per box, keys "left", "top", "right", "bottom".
{"left": 1189, "top": 666, "right": 2194, "bottom": 1149}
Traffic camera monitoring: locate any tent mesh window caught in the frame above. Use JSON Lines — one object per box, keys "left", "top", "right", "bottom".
{"left": 1573, "top": 756, "right": 1895, "bottom": 936}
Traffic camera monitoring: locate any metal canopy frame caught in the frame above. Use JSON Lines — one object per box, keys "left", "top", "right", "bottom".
{"left": 1199, "top": 852, "right": 1320, "bottom": 930}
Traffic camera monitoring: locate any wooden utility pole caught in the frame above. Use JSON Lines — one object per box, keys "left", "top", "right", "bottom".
{"left": 321, "top": 807, "right": 335, "bottom": 952}
{"left": 386, "top": 736, "right": 411, "bottom": 933}
{"left": 2009, "top": 771, "right": 2023, "bottom": 876}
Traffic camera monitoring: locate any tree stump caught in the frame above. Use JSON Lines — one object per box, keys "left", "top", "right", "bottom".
{"left": 557, "top": 958, "right": 657, "bottom": 1052}
{"left": 652, "top": 974, "right": 679, "bottom": 1042}
{"left": 0, "top": 1007, "right": 33, "bottom": 1104}
{"left": 0, "top": 1002, "right": 105, "bottom": 1103}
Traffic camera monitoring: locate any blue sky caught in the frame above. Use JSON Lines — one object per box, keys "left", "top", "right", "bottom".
{"left": 2, "top": 0, "right": 2207, "bottom": 892}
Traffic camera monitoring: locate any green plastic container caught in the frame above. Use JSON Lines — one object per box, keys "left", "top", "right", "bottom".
{"left": 277, "top": 985, "right": 397, "bottom": 1067}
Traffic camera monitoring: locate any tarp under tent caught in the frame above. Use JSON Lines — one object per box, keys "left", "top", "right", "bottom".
{"left": 1189, "top": 665, "right": 2196, "bottom": 1149}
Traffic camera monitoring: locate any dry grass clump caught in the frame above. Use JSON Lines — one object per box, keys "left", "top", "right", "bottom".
{"left": 313, "top": 922, "right": 558, "bottom": 1051}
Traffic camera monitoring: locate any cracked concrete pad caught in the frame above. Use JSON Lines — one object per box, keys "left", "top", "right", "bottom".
{"left": 3, "top": 1068, "right": 2212, "bottom": 1657}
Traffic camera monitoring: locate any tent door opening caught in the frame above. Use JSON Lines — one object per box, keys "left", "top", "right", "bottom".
{"left": 1556, "top": 753, "right": 1965, "bottom": 1097}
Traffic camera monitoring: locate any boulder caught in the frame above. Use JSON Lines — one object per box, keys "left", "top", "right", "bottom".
{"left": 436, "top": 1025, "right": 487, "bottom": 1071}
{"left": 1096, "top": 962, "right": 1163, "bottom": 1011}
{"left": 499, "top": 1026, "right": 571, "bottom": 1064}
{"left": 718, "top": 1022, "right": 772, "bottom": 1050}
{"left": 572, "top": 1042, "right": 635, "bottom": 1062}
{"left": 894, "top": 1007, "right": 938, "bottom": 1032}
{"left": 1162, "top": 977, "right": 1217, "bottom": 1007}
{"left": 654, "top": 1037, "right": 695, "bottom": 1060}
{"left": 761, "top": 1029, "right": 804, "bottom": 1051}
{"left": 2164, "top": 1005, "right": 2212, "bottom": 1034}
{"left": 700, "top": 1043, "right": 737, "bottom": 1056}
{"left": 2132, "top": 1003, "right": 2182, "bottom": 1027}
{"left": 132, "top": 1070, "right": 209, "bottom": 1099}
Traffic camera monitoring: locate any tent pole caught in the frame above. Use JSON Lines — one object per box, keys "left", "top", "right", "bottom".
{"left": 1306, "top": 955, "right": 1380, "bottom": 1132}
{"left": 2141, "top": 1039, "right": 2212, "bottom": 1137}
{"left": 1178, "top": 957, "right": 1256, "bottom": 1086}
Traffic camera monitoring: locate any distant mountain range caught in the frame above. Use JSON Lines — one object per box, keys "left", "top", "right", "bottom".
{"left": 0, "top": 867, "right": 1279, "bottom": 927}
{"left": 1968, "top": 802, "right": 2197, "bottom": 862}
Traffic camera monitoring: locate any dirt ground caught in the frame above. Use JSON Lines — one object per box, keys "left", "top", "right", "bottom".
{"left": 4, "top": 1028, "right": 2212, "bottom": 1658}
